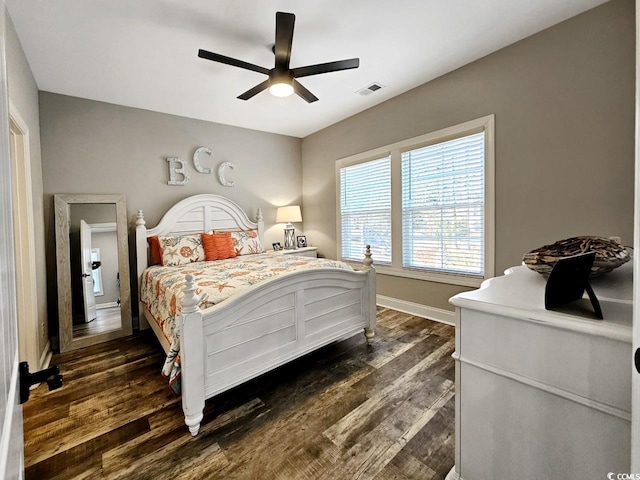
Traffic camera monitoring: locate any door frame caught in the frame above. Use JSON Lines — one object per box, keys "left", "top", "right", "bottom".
{"left": 8, "top": 101, "right": 40, "bottom": 370}
{"left": 0, "top": 0, "right": 25, "bottom": 475}
{"left": 632, "top": 0, "right": 640, "bottom": 471}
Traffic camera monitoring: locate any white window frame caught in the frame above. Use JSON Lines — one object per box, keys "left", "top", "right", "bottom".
{"left": 336, "top": 114, "right": 495, "bottom": 287}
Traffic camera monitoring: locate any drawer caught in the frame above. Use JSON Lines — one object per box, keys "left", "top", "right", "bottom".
{"left": 458, "top": 308, "right": 631, "bottom": 413}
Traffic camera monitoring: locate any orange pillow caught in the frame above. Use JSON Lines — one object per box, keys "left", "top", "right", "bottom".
{"left": 201, "top": 232, "right": 237, "bottom": 261}
{"left": 147, "top": 236, "right": 163, "bottom": 265}
{"left": 201, "top": 232, "right": 218, "bottom": 260}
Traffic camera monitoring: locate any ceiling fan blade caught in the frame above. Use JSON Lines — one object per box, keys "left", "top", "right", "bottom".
{"left": 293, "top": 80, "right": 318, "bottom": 103}
{"left": 292, "top": 58, "right": 360, "bottom": 78}
{"left": 274, "top": 12, "right": 295, "bottom": 71}
{"left": 237, "top": 80, "right": 270, "bottom": 100}
{"left": 198, "top": 49, "right": 270, "bottom": 76}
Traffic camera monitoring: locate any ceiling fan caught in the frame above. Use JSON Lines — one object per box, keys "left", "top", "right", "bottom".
{"left": 198, "top": 12, "right": 360, "bottom": 103}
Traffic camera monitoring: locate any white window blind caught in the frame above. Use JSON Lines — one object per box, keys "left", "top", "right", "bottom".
{"left": 401, "top": 132, "right": 485, "bottom": 276}
{"left": 339, "top": 157, "right": 391, "bottom": 264}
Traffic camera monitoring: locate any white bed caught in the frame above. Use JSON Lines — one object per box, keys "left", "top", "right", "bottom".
{"left": 135, "top": 194, "right": 376, "bottom": 435}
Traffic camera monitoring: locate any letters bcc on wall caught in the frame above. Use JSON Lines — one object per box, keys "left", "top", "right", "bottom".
{"left": 167, "top": 146, "right": 235, "bottom": 187}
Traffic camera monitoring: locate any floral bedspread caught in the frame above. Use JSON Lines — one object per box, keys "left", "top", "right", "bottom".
{"left": 140, "top": 253, "right": 353, "bottom": 393}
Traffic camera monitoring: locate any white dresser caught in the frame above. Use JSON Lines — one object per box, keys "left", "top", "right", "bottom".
{"left": 446, "top": 263, "right": 632, "bottom": 480}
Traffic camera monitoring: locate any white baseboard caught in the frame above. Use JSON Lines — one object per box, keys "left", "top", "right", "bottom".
{"left": 445, "top": 467, "right": 462, "bottom": 480}
{"left": 96, "top": 302, "right": 119, "bottom": 310}
{"left": 38, "top": 340, "right": 52, "bottom": 370}
{"left": 30, "top": 340, "right": 54, "bottom": 390}
{"left": 377, "top": 295, "right": 455, "bottom": 326}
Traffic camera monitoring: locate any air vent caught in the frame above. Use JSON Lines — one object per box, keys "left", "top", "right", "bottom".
{"left": 357, "top": 82, "right": 385, "bottom": 96}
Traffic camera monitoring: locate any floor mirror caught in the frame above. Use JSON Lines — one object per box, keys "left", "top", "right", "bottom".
{"left": 54, "top": 194, "right": 132, "bottom": 352}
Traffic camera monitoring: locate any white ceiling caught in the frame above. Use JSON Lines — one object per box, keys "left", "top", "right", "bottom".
{"left": 7, "top": 0, "right": 608, "bottom": 138}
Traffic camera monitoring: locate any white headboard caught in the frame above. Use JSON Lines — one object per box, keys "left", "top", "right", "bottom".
{"left": 135, "top": 194, "right": 264, "bottom": 284}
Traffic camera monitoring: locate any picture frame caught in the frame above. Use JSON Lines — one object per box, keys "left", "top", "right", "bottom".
{"left": 272, "top": 242, "right": 282, "bottom": 251}
{"left": 296, "top": 236, "right": 307, "bottom": 248}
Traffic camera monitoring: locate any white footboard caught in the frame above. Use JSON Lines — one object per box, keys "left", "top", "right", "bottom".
{"left": 179, "top": 248, "right": 376, "bottom": 436}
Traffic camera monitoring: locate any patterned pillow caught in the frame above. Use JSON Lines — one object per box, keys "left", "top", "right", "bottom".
{"left": 217, "top": 229, "right": 263, "bottom": 256}
{"left": 159, "top": 234, "right": 206, "bottom": 266}
{"left": 201, "top": 232, "right": 237, "bottom": 261}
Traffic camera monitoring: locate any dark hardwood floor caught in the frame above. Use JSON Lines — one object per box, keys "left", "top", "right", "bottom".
{"left": 23, "top": 308, "right": 455, "bottom": 479}
{"left": 73, "top": 306, "right": 122, "bottom": 339}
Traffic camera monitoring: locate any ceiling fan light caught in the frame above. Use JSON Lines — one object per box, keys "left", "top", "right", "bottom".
{"left": 269, "top": 82, "right": 294, "bottom": 97}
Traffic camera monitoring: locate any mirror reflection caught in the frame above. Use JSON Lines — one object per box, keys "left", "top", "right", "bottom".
{"left": 69, "top": 203, "right": 122, "bottom": 339}
{"left": 55, "top": 194, "right": 132, "bottom": 352}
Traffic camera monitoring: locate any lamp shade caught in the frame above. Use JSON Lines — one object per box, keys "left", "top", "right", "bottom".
{"left": 276, "top": 205, "right": 302, "bottom": 223}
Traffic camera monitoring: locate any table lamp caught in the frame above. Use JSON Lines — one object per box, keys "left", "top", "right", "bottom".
{"left": 276, "top": 205, "right": 302, "bottom": 249}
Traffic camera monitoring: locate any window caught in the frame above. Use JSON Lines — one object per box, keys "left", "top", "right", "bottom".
{"left": 336, "top": 115, "right": 494, "bottom": 287}
{"left": 91, "top": 249, "right": 104, "bottom": 296}
{"left": 401, "top": 132, "right": 485, "bottom": 276}
{"left": 338, "top": 156, "right": 391, "bottom": 264}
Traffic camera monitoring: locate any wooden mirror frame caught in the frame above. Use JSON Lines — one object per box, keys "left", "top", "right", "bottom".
{"left": 54, "top": 194, "right": 132, "bottom": 352}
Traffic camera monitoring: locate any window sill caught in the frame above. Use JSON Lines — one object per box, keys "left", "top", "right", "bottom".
{"left": 345, "top": 261, "right": 486, "bottom": 287}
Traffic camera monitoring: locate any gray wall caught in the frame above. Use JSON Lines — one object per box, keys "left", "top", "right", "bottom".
{"left": 39, "top": 93, "right": 302, "bottom": 327}
{"left": 39, "top": 93, "right": 302, "bottom": 231}
{"left": 69, "top": 203, "right": 117, "bottom": 231}
{"left": 6, "top": 11, "right": 48, "bottom": 360}
{"left": 302, "top": 0, "right": 635, "bottom": 311}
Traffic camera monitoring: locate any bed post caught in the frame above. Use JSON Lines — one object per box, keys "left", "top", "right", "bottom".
{"left": 362, "top": 245, "right": 376, "bottom": 344}
{"left": 135, "top": 210, "right": 150, "bottom": 330}
{"left": 256, "top": 207, "right": 264, "bottom": 250}
{"left": 180, "top": 275, "right": 206, "bottom": 436}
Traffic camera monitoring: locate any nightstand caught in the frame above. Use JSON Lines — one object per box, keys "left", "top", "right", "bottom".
{"left": 270, "top": 246, "right": 318, "bottom": 258}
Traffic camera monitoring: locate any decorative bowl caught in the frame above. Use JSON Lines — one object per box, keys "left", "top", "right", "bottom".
{"left": 522, "top": 236, "right": 629, "bottom": 277}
